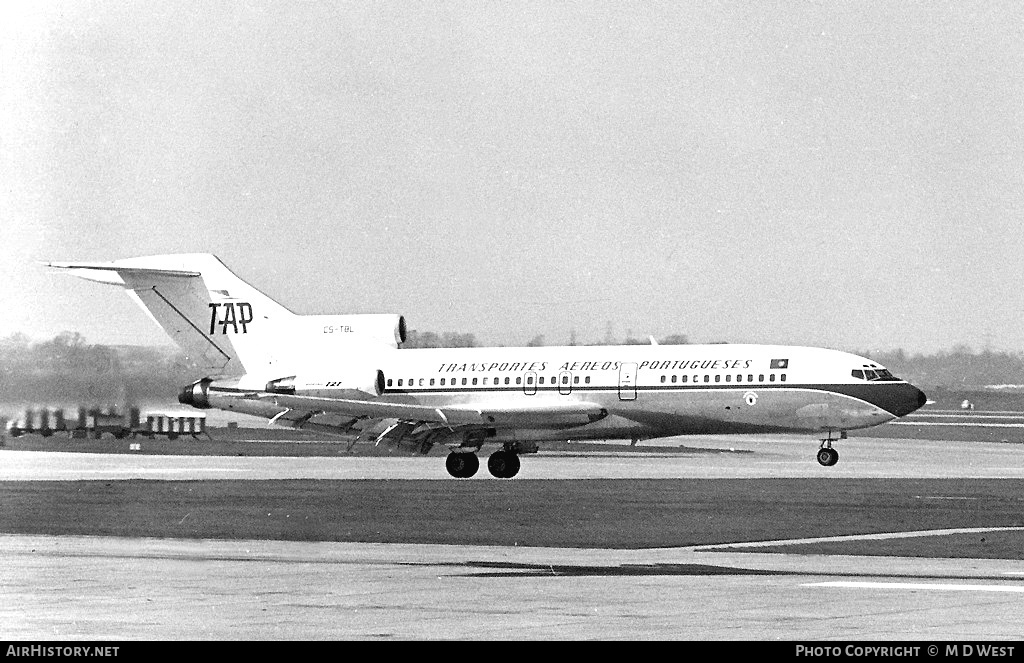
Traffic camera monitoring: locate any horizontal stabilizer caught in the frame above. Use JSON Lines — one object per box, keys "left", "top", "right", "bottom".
{"left": 46, "top": 254, "right": 296, "bottom": 377}
{"left": 46, "top": 261, "right": 201, "bottom": 280}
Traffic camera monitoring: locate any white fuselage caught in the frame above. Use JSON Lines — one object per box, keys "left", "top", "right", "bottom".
{"left": 206, "top": 343, "right": 924, "bottom": 443}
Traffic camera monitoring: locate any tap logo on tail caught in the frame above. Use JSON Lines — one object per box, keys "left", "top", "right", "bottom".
{"left": 208, "top": 302, "right": 253, "bottom": 334}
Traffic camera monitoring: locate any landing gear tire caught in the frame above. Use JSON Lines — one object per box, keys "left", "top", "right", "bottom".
{"left": 487, "top": 450, "right": 521, "bottom": 479}
{"left": 446, "top": 452, "right": 479, "bottom": 478}
{"left": 816, "top": 447, "right": 839, "bottom": 467}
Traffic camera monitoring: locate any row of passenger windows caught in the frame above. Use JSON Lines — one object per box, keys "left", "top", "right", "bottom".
{"left": 384, "top": 373, "right": 788, "bottom": 389}
{"left": 660, "top": 373, "right": 786, "bottom": 384}
{"left": 386, "top": 375, "right": 595, "bottom": 388}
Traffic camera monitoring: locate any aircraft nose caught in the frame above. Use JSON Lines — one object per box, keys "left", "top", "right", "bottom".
{"left": 887, "top": 383, "right": 928, "bottom": 418}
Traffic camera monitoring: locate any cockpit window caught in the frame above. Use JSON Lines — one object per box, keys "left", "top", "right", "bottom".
{"left": 852, "top": 367, "right": 900, "bottom": 381}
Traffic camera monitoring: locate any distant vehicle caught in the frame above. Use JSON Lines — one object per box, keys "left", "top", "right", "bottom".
{"left": 49, "top": 253, "right": 927, "bottom": 477}
{"left": 4, "top": 406, "right": 205, "bottom": 440}
{"left": 139, "top": 412, "right": 207, "bottom": 440}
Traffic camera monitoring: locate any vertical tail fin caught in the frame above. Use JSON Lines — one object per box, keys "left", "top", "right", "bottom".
{"left": 47, "top": 254, "right": 294, "bottom": 377}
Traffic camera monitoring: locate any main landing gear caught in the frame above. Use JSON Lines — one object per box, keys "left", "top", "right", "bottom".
{"left": 445, "top": 450, "right": 521, "bottom": 479}
{"left": 816, "top": 431, "right": 847, "bottom": 467}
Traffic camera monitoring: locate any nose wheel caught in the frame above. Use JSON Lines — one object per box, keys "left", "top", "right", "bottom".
{"left": 816, "top": 446, "right": 839, "bottom": 466}
{"left": 817, "top": 432, "right": 842, "bottom": 467}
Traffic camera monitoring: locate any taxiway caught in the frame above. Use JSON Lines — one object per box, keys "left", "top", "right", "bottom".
{"left": 2, "top": 432, "right": 1023, "bottom": 640}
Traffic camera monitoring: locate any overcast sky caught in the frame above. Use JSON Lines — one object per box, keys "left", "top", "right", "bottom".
{"left": 2, "top": 1, "right": 1022, "bottom": 354}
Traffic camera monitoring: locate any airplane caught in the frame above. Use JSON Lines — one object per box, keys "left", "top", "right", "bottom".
{"left": 47, "top": 253, "right": 927, "bottom": 478}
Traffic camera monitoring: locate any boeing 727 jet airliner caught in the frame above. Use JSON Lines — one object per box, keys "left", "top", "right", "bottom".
{"left": 48, "top": 254, "right": 927, "bottom": 478}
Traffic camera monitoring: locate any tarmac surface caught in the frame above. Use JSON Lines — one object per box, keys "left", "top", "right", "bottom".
{"left": 2, "top": 427, "right": 1024, "bottom": 640}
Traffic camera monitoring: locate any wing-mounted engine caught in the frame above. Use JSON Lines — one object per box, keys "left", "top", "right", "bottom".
{"left": 264, "top": 368, "right": 386, "bottom": 399}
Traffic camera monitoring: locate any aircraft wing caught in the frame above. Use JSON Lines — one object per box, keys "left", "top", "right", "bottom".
{"left": 251, "top": 393, "right": 608, "bottom": 428}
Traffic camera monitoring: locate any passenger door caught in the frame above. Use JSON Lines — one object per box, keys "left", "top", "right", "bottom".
{"left": 618, "top": 362, "right": 637, "bottom": 401}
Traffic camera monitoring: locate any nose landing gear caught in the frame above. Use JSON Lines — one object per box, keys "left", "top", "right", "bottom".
{"left": 816, "top": 430, "right": 846, "bottom": 466}
{"left": 816, "top": 446, "right": 839, "bottom": 466}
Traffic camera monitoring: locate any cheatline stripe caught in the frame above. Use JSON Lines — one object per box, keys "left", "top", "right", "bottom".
{"left": 689, "top": 526, "right": 1024, "bottom": 550}
{"left": 210, "top": 382, "right": 915, "bottom": 415}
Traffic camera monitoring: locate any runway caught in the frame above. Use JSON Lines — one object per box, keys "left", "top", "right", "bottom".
{"left": 2, "top": 432, "right": 1024, "bottom": 640}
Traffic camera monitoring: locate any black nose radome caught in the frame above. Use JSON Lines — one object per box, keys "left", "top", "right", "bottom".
{"left": 886, "top": 383, "right": 927, "bottom": 418}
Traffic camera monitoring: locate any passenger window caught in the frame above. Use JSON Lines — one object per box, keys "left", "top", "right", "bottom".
{"left": 747, "top": 374, "right": 753, "bottom": 382}
{"left": 725, "top": 374, "right": 731, "bottom": 382}
{"left": 517, "top": 377, "right": 522, "bottom": 385}
{"left": 715, "top": 374, "right": 721, "bottom": 382}
{"left": 430, "top": 378, "right": 435, "bottom": 386}
{"left": 472, "top": 378, "right": 478, "bottom": 385}
{"left": 398, "top": 379, "right": 403, "bottom": 386}
{"left": 506, "top": 377, "right": 511, "bottom": 385}
{"left": 769, "top": 374, "right": 776, "bottom": 382}
{"left": 585, "top": 376, "right": 591, "bottom": 384}
{"left": 736, "top": 374, "right": 742, "bottom": 382}
{"left": 661, "top": 375, "right": 667, "bottom": 383}
{"left": 539, "top": 377, "right": 545, "bottom": 385}
{"left": 387, "top": 379, "right": 393, "bottom": 387}
{"left": 682, "top": 375, "right": 688, "bottom": 383}
{"left": 781, "top": 374, "right": 786, "bottom": 382}
{"left": 573, "top": 376, "right": 579, "bottom": 384}
{"left": 440, "top": 378, "right": 446, "bottom": 386}
{"left": 758, "top": 374, "right": 764, "bottom": 382}
{"left": 671, "top": 375, "right": 677, "bottom": 383}
{"left": 462, "top": 378, "right": 467, "bottom": 385}
{"left": 418, "top": 378, "right": 424, "bottom": 386}
{"left": 704, "top": 375, "right": 710, "bottom": 383}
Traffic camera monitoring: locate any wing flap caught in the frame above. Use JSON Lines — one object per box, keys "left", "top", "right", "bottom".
{"left": 254, "top": 394, "right": 484, "bottom": 424}
{"left": 254, "top": 394, "right": 607, "bottom": 428}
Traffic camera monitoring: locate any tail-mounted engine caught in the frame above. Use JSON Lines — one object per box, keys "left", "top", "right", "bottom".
{"left": 265, "top": 369, "right": 385, "bottom": 399}
{"left": 301, "top": 314, "right": 407, "bottom": 348}
{"left": 178, "top": 378, "right": 214, "bottom": 409}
